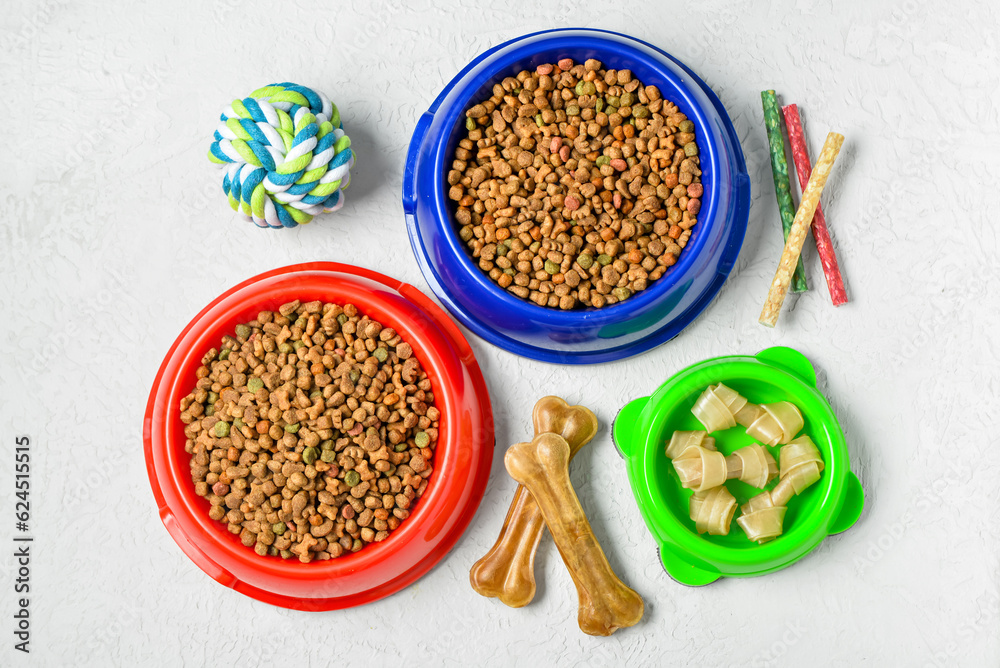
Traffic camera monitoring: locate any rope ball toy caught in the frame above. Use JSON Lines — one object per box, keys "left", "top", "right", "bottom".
{"left": 208, "top": 83, "right": 355, "bottom": 228}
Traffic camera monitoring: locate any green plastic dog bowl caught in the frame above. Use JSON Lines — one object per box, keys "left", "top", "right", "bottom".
{"left": 612, "top": 346, "right": 864, "bottom": 585}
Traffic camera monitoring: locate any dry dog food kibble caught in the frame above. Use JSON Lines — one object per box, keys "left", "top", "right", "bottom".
{"left": 449, "top": 58, "right": 703, "bottom": 309}
{"left": 178, "top": 300, "right": 439, "bottom": 563}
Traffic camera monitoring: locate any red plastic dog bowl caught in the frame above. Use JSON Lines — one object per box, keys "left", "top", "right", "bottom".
{"left": 143, "top": 262, "right": 494, "bottom": 610}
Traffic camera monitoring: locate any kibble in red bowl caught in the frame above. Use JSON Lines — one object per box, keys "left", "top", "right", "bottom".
{"left": 144, "top": 262, "right": 494, "bottom": 610}
{"left": 180, "top": 299, "right": 440, "bottom": 563}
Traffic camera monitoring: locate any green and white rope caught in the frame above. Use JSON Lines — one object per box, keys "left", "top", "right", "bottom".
{"left": 208, "top": 83, "right": 354, "bottom": 228}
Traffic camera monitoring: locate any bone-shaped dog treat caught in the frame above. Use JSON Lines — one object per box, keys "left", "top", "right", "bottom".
{"left": 469, "top": 397, "right": 598, "bottom": 608}
{"left": 505, "top": 433, "right": 644, "bottom": 636}
{"left": 737, "top": 436, "right": 824, "bottom": 542}
{"left": 692, "top": 384, "right": 803, "bottom": 445}
{"left": 689, "top": 486, "right": 738, "bottom": 535}
{"left": 673, "top": 443, "right": 778, "bottom": 491}
{"left": 665, "top": 430, "right": 716, "bottom": 459}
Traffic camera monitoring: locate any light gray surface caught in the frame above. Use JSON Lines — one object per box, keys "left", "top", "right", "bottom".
{"left": 1, "top": 1, "right": 998, "bottom": 666}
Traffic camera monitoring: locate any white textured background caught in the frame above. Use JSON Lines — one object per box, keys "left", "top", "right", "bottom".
{"left": 1, "top": 0, "right": 998, "bottom": 666}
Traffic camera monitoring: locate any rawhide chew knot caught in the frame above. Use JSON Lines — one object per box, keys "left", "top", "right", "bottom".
{"left": 779, "top": 435, "right": 825, "bottom": 494}
{"left": 470, "top": 396, "right": 598, "bottom": 608}
{"left": 744, "top": 401, "right": 804, "bottom": 446}
{"left": 665, "top": 430, "right": 716, "bottom": 459}
{"left": 734, "top": 401, "right": 765, "bottom": 428}
{"left": 673, "top": 445, "right": 726, "bottom": 492}
{"left": 691, "top": 383, "right": 749, "bottom": 432}
{"left": 737, "top": 437, "right": 824, "bottom": 543}
{"left": 674, "top": 444, "right": 777, "bottom": 491}
{"left": 505, "top": 433, "right": 644, "bottom": 636}
{"left": 689, "top": 486, "right": 738, "bottom": 535}
{"left": 208, "top": 83, "right": 355, "bottom": 228}
{"left": 726, "top": 443, "right": 778, "bottom": 488}
{"left": 736, "top": 490, "right": 788, "bottom": 543}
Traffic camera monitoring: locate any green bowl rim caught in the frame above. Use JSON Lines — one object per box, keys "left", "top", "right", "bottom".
{"left": 622, "top": 349, "right": 852, "bottom": 576}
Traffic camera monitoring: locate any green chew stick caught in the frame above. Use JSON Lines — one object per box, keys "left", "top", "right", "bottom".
{"left": 761, "top": 90, "right": 808, "bottom": 293}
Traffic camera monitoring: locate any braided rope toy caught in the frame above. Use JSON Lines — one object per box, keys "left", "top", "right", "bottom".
{"left": 208, "top": 83, "right": 355, "bottom": 228}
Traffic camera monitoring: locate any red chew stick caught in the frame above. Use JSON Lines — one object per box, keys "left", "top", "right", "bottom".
{"left": 781, "top": 104, "right": 848, "bottom": 306}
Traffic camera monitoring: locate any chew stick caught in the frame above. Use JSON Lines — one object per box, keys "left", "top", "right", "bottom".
{"left": 781, "top": 104, "right": 848, "bottom": 306}
{"left": 761, "top": 90, "right": 808, "bottom": 293}
{"left": 759, "top": 132, "right": 844, "bottom": 327}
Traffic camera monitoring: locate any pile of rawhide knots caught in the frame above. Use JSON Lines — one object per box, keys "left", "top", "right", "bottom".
{"left": 469, "top": 397, "right": 643, "bottom": 636}
{"left": 669, "top": 383, "right": 825, "bottom": 542}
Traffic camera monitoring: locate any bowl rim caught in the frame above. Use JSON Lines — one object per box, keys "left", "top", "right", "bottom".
{"left": 424, "top": 30, "right": 724, "bottom": 323}
{"left": 143, "top": 261, "right": 494, "bottom": 610}
{"left": 404, "top": 28, "right": 750, "bottom": 364}
{"left": 616, "top": 349, "right": 855, "bottom": 579}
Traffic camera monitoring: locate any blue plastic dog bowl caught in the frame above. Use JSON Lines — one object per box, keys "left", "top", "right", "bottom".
{"left": 403, "top": 28, "right": 750, "bottom": 364}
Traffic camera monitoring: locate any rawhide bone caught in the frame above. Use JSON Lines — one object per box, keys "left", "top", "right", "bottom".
{"left": 470, "top": 397, "right": 598, "bottom": 608}
{"left": 737, "top": 435, "right": 825, "bottom": 543}
{"left": 672, "top": 443, "right": 778, "bottom": 491}
{"left": 505, "top": 433, "right": 644, "bottom": 636}
{"left": 692, "top": 383, "right": 804, "bottom": 445}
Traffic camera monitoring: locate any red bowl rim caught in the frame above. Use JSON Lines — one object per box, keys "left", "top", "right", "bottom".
{"left": 143, "top": 261, "right": 494, "bottom": 610}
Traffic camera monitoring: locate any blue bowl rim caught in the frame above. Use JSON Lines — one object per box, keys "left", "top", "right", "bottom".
{"left": 404, "top": 28, "right": 750, "bottom": 364}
